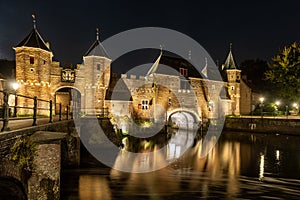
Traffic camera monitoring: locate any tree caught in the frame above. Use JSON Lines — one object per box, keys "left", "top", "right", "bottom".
{"left": 265, "top": 42, "right": 300, "bottom": 101}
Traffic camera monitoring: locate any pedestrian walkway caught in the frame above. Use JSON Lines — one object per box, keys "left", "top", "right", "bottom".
{"left": 0, "top": 115, "right": 69, "bottom": 132}
{"left": 239, "top": 115, "right": 300, "bottom": 119}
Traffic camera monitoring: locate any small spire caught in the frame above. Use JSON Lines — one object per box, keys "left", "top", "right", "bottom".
{"left": 32, "top": 14, "right": 36, "bottom": 29}
{"left": 205, "top": 57, "right": 208, "bottom": 66}
{"left": 230, "top": 43, "right": 232, "bottom": 51}
{"left": 96, "top": 28, "right": 99, "bottom": 41}
{"left": 159, "top": 44, "right": 163, "bottom": 54}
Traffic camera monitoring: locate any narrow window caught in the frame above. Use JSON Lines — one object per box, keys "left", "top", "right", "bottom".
{"left": 97, "top": 64, "right": 101, "bottom": 71}
{"left": 141, "top": 100, "right": 149, "bottom": 110}
{"left": 30, "top": 56, "right": 34, "bottom": 64}
{"left": 179, "top": 68, "right": 188, "bottom": 77}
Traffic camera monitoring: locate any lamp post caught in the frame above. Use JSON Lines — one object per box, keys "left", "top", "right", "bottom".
{"left": 165, "top": 97, "right": 171, "bottom": 131}
{"left": 259, "top": 97, "right": 264, "bottom": 118}
{"left": 12, "top": 83, "right": 19, "bottom": 118}
{"left": 285, "top": 105, "right": 288, "bottom": 118}
{"left": 293, "top": 103, "right": 299, "bottom": 115}
{"left": 275, "top": 101, "right": 280, "bottom": 118}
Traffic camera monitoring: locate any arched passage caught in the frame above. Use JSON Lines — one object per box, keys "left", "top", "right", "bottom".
{"left": 0, "top": 177, "right": 27, "bottom": 200}
{"left": 168, "top": 110, "right": 200, "bottom": 130}
{"left": 54, "top": 87, "right": 81, "bottom": 115}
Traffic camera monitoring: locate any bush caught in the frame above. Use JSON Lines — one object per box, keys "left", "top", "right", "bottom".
{"left": 9, "top": 137, "right": 37, "bottom": 172}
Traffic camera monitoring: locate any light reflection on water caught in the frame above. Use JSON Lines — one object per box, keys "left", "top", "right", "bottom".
{"left": 61, "top": 130, "right": 300, "bottom": 199}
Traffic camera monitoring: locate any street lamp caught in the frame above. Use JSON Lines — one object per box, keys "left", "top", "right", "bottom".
{"left": 293, "top": 103, "right": 299, "bottom": 115}
{"left": 259, "top": 97, "right": 264, "bottom": 118}
{"left": 12, "top": 83, "right": 19, "bottom": 117}
{"left": 275, "top": 101, "right": 280, "bottom": 117}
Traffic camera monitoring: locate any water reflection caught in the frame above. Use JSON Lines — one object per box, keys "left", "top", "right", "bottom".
{"left": 79, "top": 176, "right": 111, "bottom": 199}
{"left": 61, "top": 130, "right": 300, "bottom": 199}
{"left": 259, "top": 153, "right": 265, "bottom": 181}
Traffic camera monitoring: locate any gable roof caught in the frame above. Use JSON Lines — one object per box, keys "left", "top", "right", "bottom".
{"left": 16, "top": 28, "right": 51, "bottom": 52}
{"left": 105, "top": 75, "right": 132, "bottom": 101}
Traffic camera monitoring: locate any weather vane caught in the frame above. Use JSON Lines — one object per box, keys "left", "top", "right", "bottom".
{"left": 32, "top": 14, "right": 36, "bottom": 29}
{"left": 96, "top": 28, "right": 99, "bottom": 41}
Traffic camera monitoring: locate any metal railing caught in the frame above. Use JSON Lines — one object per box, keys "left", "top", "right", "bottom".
{"left": 0, "top": 89, "right": 74, "bottom": 132}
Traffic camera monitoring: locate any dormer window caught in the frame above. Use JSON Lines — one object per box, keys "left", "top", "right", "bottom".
{"left": 179, "top": 68, "right": 188, "bottom": 77}
{"left": 30, "top": 56, "right": 34, "bottom": 64}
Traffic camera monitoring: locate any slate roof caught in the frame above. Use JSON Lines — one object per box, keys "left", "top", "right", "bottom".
{"left": 84, "top": 34, "right": 109, "bottom": 58}
{"left": 222, "top": 49, "right": 238, "bottom": 70}
{"left": 105, "top": 75, "right": 132, "bottom": 101}
{"left": 16, "top": 28, "right": 51, "bottom": 52}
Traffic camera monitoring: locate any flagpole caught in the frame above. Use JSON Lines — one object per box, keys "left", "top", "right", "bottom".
{"left": 145, "top": 47, "right": 162, "bottom": 123}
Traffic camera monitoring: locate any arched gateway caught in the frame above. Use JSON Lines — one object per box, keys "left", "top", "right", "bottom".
{"left": 14, "top": 19, "right": 111, "bottom": 116}
{"left": 168, "top": 109, "right": 200, "bottom": 130}
{"left": 12, "top": 16, "right": 251, "bottom": 121}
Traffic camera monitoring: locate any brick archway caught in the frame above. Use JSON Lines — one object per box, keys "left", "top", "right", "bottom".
{"left": 167, "top": 108, "right": 200, "bottom": 130}
{"left": 167, "top": 108, "right": 200, "bottom": 122}
{"left": 54, "top": 86, "right": 81, "bottom": 115}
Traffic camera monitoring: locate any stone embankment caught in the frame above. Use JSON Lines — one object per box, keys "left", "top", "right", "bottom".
{"left": 224, "top": 117, "right": 300, "bottom": 135}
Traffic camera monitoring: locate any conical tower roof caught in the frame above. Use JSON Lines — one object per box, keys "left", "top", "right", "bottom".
{"left": 84, "top": 28, "right": 109, "bottom": 58}
{"left": 16, "top": 15, "right": 51, "bottom": 52}
{"left": 223, "top": 43, "right": 238, "bottom": 70}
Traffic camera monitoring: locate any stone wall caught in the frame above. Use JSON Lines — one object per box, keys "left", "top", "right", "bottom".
{"left": 224, "top": 117, "right": 300, "bottom": 135}
{"left": 0, "top": 120, "right": 81, "bottom": 199}
{"left": 240, "top": 79, "right": 252, "bottom": 115}
{"left": 14, "top": 47, "right": 53, "bottom": 115}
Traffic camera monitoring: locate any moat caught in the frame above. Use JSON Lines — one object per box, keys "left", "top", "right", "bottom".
{"left": 61, "top": 128, "right": 300, "bottom": 199}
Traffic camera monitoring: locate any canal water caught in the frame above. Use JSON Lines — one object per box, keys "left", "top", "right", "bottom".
{"left": 61, "top": 128, "right": 300, "bottom": 199}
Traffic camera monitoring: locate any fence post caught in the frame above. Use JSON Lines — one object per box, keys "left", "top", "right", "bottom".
{"left": 32, "top": 96, "right": 37, "bottom": 126}
{"left": 1, "top": 90, "right": 10, "bottom": 131}
{"left": 66, "top": 105, "right": 69, "bottom": 120}
{"left": 49, "top": 100, "right": 53, "bottom": 123}
{"left": 59, "top": 103, "right": 62, "bottom": 121}
{"left": 70, "top": 104, "right": 73, "bottom": 120}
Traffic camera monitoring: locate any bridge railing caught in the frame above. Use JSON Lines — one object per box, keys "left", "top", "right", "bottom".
{"left": 0, "top": 89, "right": 73, "bottom": 132}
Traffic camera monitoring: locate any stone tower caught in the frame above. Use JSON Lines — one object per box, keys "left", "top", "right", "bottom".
{"left": 13, "top": 16, "right": 53, "bottom": 115}
{"left": 76, "top": 29, "right": 111, "bottom": 115}
{"left": 222, "top": 44, "right": 241, "bottom": 115}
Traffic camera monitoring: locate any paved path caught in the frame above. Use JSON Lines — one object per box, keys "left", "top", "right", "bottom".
{"left": 1, "top": 115, "right": 299, "bottom": 132}
{"left": 0, "top": 115, "right": 70, "bottom": 131}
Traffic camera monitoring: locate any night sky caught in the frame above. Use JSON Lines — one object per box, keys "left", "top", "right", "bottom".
{"left": 0, "top": 0, "right": 299, "bottom": 66}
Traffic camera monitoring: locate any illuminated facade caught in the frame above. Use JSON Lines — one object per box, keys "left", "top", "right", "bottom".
{"left": 12, "top": 19, "right": 251, "bottom": 120}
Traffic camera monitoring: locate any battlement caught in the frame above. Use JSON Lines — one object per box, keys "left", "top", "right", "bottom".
{"left": 120, "top": 74, "right": 148, "bottom": 80}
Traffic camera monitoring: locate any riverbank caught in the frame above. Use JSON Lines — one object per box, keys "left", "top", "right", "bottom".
{"left": 224, "top": 116, "right": 300, "bottom": 135}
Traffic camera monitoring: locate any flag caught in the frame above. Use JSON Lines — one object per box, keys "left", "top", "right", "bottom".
{"left": 146, "top": 51, "right": 162, "bottom": 78}
{"left": 201, "top": 58, "right": 208, "bottom": 78}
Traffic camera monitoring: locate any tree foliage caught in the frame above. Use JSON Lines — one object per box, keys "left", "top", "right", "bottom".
{"left": 265, "top": 42, "right": 300, "bottom": 101}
